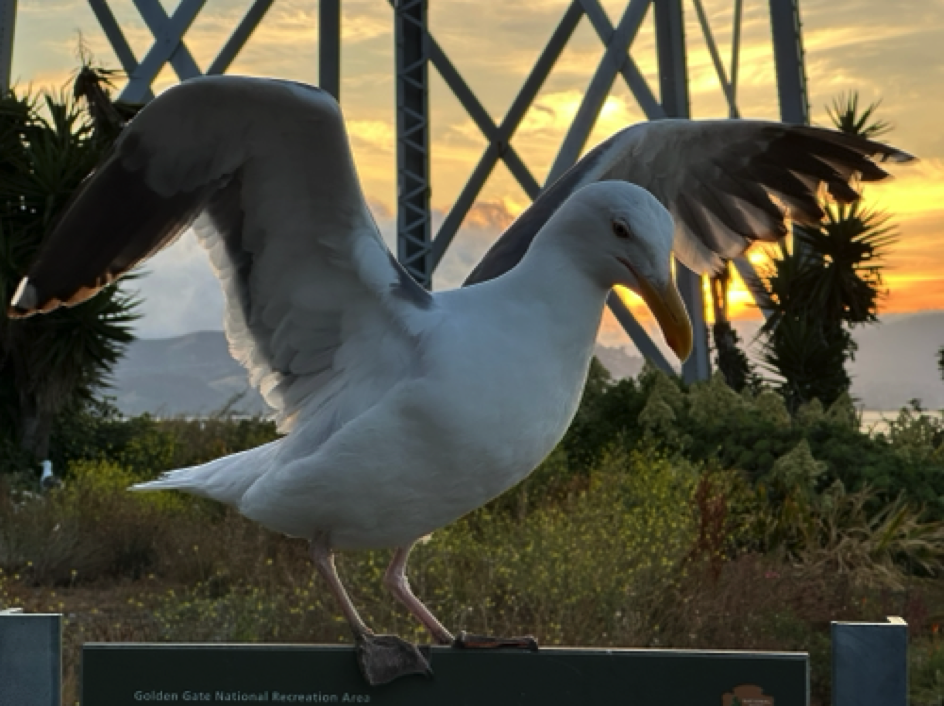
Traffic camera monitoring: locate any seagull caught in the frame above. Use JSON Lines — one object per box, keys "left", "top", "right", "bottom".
{"left": 39, "top": 460, "right": 60, "bottom": 491}
{"left": 6, "top": 76, "right": 911, "bottom": 684}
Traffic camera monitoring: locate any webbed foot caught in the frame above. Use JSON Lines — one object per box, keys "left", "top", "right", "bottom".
{"left": 355, "top": 633, "right": 433, "bottom": 686}
{"left": 452, "top": 631, "right": 539, "bottom": 651}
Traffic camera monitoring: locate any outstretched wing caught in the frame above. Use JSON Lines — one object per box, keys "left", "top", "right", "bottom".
{"left": 8, "top": 76, "right": 435, "bottom": 432}
{"left": 465, "top": 119, "right": 914, "bottom": 284}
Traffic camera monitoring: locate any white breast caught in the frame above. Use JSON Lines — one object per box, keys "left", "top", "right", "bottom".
{"left": 238, "top": 273, "right": 605, "bottom": 550}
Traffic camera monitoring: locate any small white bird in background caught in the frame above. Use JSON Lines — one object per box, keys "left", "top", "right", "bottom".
{"left": 6, "top": 76, "right": 911, "bottom": 685}
{"left": 39, "top": 460, "right": 60, "bottom": 492}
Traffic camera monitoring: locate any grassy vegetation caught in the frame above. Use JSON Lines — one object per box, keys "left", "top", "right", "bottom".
{"left": 1, "top": 367, "right": 944, "bottom": 705}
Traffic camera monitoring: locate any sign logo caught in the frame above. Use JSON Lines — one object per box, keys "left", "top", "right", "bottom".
{"left": 723, "top": 684, "right": 774, "bottom": 706}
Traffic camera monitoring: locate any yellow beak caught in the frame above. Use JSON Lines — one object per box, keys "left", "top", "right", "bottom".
{"left": 635, "top": 271, "right": 693, "bottom": 362}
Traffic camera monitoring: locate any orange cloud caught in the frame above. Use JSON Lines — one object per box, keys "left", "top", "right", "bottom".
{"left": 11, "top": 0, "right": 944, "bottom": 327}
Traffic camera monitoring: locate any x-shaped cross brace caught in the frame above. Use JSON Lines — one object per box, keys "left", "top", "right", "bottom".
{"left": 88, "top": 0, "right": 274, "bottom": 104}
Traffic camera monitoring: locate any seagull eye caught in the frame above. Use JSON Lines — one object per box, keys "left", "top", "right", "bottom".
{"left": 612, "top": 220, "right": 632, "bottom": 239}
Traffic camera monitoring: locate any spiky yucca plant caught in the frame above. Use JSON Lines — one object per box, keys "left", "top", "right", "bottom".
{"left": 759, "top": 92, "right": 897, "bottom": 411}
{"left": 0, "top": 69, "right": 140, "bottom": 467}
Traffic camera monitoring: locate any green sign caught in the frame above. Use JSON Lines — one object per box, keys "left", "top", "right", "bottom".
{"left": 83, "top": 644, "right": 807, "bottom": 705}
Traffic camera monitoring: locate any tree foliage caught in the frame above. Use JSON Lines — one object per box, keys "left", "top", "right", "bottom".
{"left": 560, "top": 366, "right": 944, "bottom": 521}
{"left": 0, "top": 69, "right": 140, "bottom": 467}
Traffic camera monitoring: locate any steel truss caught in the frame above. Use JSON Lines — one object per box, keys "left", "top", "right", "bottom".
{"left": 1, "top": 0, "right": 810, "bottom": 381}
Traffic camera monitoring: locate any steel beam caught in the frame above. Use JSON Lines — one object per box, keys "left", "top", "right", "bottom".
{"left": 769, "top": 0, "right": 809, "bottom": 124}
{"left": 730, "top": 0, "right": 743, "bottom": 114}
{"left": 0, "top": 0, "right": 16, "bottom": 94}
{"left": 133, "top": 0, "right": 203, "bottom": 81}
{"left": 319, "top": 0, "right": 341, "bottom": 101}
{"left": 769, "top": 0, "right": 810, "bottom": 269}
{"left": 427, "top": 38, "right": 540, "bottom": 198}
{"left": 430, "top": 2, "right": 583, "bottom": 269}
{"left": 654, "top": 0, "right": 710, "bottom": 384}
{"left": 88, "top": 0, "right": 153, "bottom": 101}
{"left": 395, "top": 0, "right": 432, "bottom": 288}
{"left": 92, "top": 0, "right": 272, "bottom": 102}
{"left": 654, "top": 0, "right": 689, "bottom": 118}
{"left": 691, "top": 0, "right": 739, "bottom": 118}
{"left": 578, "top": 0, "right": 665, "bottom": 122}
{"left": 208, "top": 0, "right": 275, "bottom": 75}
{"left": 608, "top": 293, "right": 675, "bottom": 374}
{"left": 546, "top": 0, "right": 653, "bottom": 185}
{"left": 392, "top": 0, "right": 578, "bottom": 271}
{"left": 121, "top": 0, "right": 206, "bottom": 103}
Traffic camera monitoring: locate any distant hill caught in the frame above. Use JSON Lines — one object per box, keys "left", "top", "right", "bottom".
{"left": 732, "top": 311, "right": 944, "bottom": 410}
{"left": 595, "top": 344, "right": 645, "bottom": 380}
{"left": 847, "top": 311, "right": 944, "bottom": 411}
{"left": 109, "top": 331, "right": 268, "bottom": 417}
{"left": 108, "top": 313, "right": 944, "bottom": 417}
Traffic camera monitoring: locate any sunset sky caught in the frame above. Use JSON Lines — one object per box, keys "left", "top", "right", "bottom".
{"left": 10, "top": 0, "right": 944, "bottom": 349}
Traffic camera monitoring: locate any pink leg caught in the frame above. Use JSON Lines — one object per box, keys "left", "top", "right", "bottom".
{"left": 309, "top": 534, "right": 432, "bottom": 686}
{"left": 383, "top": 544, "right": 455, "bottom": 645}
{"left": 383, "top": 544, "right": 537, "bottom": 652}
{"left": 309, "top": 534, "right": 373, "bottom": 637}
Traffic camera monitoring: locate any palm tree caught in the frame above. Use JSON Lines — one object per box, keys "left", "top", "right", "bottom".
{"left": 759, "top": 92, "right": 897, "bottom": 411}
{"left": 0, "top": 67, "right": 140, "bottom": 467}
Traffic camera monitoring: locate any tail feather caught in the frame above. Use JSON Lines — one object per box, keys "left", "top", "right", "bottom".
{"left": 131, "top": 440, "right": 280, "bottom": 507}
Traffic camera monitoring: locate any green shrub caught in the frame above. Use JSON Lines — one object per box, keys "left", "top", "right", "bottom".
{"left": 912, "top": 639, "right": 944, "bottom": 706}
{"left": 562, "top": 365, "right": 944, "bottom": 521}
{"left": 42, "top": 396, "right": 280, "bottom": 480}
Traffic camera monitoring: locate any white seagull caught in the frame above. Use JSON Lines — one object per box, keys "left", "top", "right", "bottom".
{"left": 7, "top": 76, "right": 911, "bottom": 684}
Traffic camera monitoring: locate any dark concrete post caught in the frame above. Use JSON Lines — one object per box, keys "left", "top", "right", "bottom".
{"left": 832, "top": 617, "right": 908, "bottom": 706}
{"left": 0, "top": 611, "right": 62, "bottom": 706}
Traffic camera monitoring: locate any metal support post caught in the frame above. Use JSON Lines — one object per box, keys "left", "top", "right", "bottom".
{"left": 770, "top": 0, "right": 810, "bottom": 268}
{"left": 0, "top": 611, "right": 62, "bottom": 706}
{"left": 769, "top": 0, "right": 809, "bottom": 125}
{"left": 653, "top": 0, "right": 688, "bottom": 119}
{"left": 0, "top": 0, "right": 16, "bottom": 94}
{"left": 319, "top": 0, "right": 341, "bottom": 101}
{"left": 654, "top": 0, "right": 710, "bottom": 384}
{"left": 395, "top": 0, "right": 432, "bottom": 288}
{"left": 832, "top": 618, "right": 907, "bottom": 706}
{"left": 730, "top": 0, "right": 743, "bottom": 116}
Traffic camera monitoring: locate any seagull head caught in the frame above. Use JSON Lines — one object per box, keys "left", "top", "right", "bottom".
{"left": 557, "top": 181, "right": 693, "bottom": 362}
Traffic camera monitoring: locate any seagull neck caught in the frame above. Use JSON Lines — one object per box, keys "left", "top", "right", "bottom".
{"left": 500, "top": 238, "right": 610, "bottom": 345}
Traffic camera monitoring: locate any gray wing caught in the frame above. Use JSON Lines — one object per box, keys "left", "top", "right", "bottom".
{"left": 8, "top": 76, "right": 435, "bottom": 433}
{"left": 465, "top": 119, "right": 914, "bottom": 284}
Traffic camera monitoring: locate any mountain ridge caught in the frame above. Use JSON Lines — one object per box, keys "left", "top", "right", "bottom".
{"left": 107, "top": 312, "right": 944, "bottom": 417}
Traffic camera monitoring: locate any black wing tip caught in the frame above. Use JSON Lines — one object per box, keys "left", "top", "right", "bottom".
{"left": 880, "top": 147, "right": 917, "bottom": 164}
{"left": 793, "top": 124, "right": 917, "bottom": 167}
{"left": 7, "top": 278, "right": 39, "bottom": 318}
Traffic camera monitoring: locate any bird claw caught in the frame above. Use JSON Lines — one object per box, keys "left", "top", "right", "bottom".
{"left": 354, "top": 633, "right": 434, "bottom": 686}
{"left": 452, "top": 630, "right": 539, "bottom": 651}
